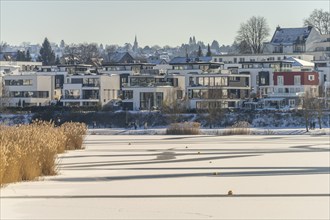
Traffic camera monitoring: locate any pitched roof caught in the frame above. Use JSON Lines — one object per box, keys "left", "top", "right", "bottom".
{"left": 104, "top": 52, "right": 134, "bottom": 63}
{"left": 270, "top": 27, "right": 313, "bottom": 45}
{"left": 283, "top": 57, "right": 314, "bottom": 67}
{"left": 147, "top": 58, "right": 168, "bottom": 65}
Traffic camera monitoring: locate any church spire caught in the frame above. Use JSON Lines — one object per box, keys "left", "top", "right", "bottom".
{"left": 133, "top": 35, "right": 138, "bottom": 52}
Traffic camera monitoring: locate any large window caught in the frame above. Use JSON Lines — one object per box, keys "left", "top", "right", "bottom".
{"left": 71, "top": 78, "right": 83, "bottom": 84}
{"left": 82, "top": 90, "right": 99, "bottom": 99}
{"left": 177, "top": 90, "right": 183, "bottom": 99}
{"left": 277, "top": 76, "right": 284, "bottom": 86}
{"left": 123, "top": 90, "right": 133, "bottom": 99}
{"left": 5, "top": 79, "right": 32, "bottom": 86}
{"left": 294, "top": 75, "right": 301, "bottom": 85}
{"left": 10, "top": 91, "right": 49, "bottom": 98}
{"left": 289, "top": 99, "right": 295, "bottom": 107}
{"left": 130, "top": 77, "right": 155, "bottom": 87}
{"left": 189, "top": 89, "right": 227, "bottom": 99}
{"left": 140, "top": 92, "right": 154, "bottom": 110}
{"left": 155, "top": 92, "right": 163, "bottom": 108}
{"left": 64, "top": 89, "right": 80, "bottom": 99}
{"left": 261, "top": 77, "right": 266, "bottom": 84}
{"left": 83, "top": 78, "right": 100, "bottom": 87}
{"left": 196, "top": 77, "right": 228, "bottom": 87}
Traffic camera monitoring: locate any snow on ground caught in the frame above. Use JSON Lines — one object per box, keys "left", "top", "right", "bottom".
{"left": 88, "top": 127, "right": 330, "bottom": 136}
{"left": 1, "top": 135, "right": 329, "bottom": 219}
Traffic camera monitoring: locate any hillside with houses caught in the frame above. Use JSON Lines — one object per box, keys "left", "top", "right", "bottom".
{"left": 1, "top": 26, "right": 330, "bottom": 129}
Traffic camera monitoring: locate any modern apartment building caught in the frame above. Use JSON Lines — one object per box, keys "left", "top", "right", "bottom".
{"left": 2, "top": 74, "right": 58, "bottom": 107}
{"left": 61, "top": 74, "right": 120, "bottom": 107}
{"left": 121, "top": 71, "right": 186, "bottom": 110}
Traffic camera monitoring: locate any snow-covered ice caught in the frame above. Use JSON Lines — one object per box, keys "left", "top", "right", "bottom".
{"left": 1, "top": 135, "right": 329, "bottom": 219}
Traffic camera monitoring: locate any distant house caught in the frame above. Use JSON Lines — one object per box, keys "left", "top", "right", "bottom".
{"left": 309, "top": 34, "right": 330, "bottom": 61}
{"left": 103, "top": 52, "right": 135, "bottom": 64}
{"left": 263, "top": 26, "right": 321, "bottom": 54}
{"left": 0, "top": 52, "right": 18, "bottom": 61}
{"left": 169, "top": 56, "right": 212, "bottom": 65}
{"left": 147, "top": 58, "right": 168, "bottom": 65}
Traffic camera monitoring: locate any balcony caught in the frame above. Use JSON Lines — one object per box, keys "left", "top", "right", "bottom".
{"left": 63, "top": 95, "right": 81, "bottom": 100}
{"left": 82, "top": 83, "right": 99, "bottom": 87}
{"left": 267, "top": 92, "right": 302, "bottom": 97}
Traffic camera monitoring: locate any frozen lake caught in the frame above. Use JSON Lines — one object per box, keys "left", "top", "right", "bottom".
{"left": 1, "top": 134, "right": 330, "bottom": 219}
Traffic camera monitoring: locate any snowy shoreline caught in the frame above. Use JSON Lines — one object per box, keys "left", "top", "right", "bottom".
{"left": 88, "top": 127, "right": 330, "bottom": 135}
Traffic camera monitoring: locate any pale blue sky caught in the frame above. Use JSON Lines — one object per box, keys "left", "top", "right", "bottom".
{"left": 1, "top": 0, "right": 329, "bottom": 47}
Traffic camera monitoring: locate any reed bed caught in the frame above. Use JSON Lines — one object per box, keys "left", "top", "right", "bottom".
{"left": 222, "top": 121, "right": 251, "bottom": 135}
{"left": 166, "top": 122, "right": 201, "bottom": 135}
{"left": 0, "top": 121, "right": 87, "bottom": 186}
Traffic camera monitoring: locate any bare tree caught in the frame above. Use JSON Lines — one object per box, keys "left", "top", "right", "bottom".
{"left": 206, "top": 88, "right": 226, "bottom": 128}
{"left": 78, "top": 43, "right": 100, "bottom": 64}
{"left": 302, "top": 92, "right": 316, "bottom": 132}
{"left": 236, "top": 16, "right": 270, "bottom": 54}
{"left": 63, "top": 44, "right": 80, "bottom": 64}
{"left": 161, "top": 95, "right": 187, "bottom": 124}
{"left": 63, "top": 43, "right": 100, "bottom": 65}
{"left": 314, "top": 98, "right": 324, "bottom": 129}
{"left": 304, "top": 9, "right": 330, "bottom": 35}
{"left": 105, "top": 45, "right": 118, "bottom": 54}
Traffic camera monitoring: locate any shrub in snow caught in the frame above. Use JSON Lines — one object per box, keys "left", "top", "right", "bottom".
{"left": 166, "top": 122, "right": 200, "bottom": 135}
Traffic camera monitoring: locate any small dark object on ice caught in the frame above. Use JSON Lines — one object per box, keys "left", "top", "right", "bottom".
{"left": 228, "top": 190, "right": 233, "bottom": 196}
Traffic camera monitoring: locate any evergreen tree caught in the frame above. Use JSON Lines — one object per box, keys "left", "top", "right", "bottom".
{"left": 211, "top": 40, "right": 220, "bottom": 51}
{"left": 16, "top": 50, "right": 26, "bottom": 61}
{"left": 55, "top": 55, "right": 61, "bottom": 65}
{"left": 60, "top": 40, "right": 65, "bottom": 48}
{"left": 25, "top": 50, "right": 32, "bottom": 61}
{"left": 197, "top": 45, "right": 203, "bottom": 57}
{"left": 39, "top": 38, "right": 55, "bottom": 65}
{"left": 206, "top": 44, "right": 212, "bottom": 56}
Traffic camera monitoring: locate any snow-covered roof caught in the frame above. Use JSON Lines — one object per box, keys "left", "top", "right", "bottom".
{"left": 270, "top": 27, "right": 312, "bottom": 45}
{"left": 283, "top": 57, "right": 314, "bottom": 67}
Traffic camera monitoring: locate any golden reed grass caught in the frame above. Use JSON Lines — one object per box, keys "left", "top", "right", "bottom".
{"left": 0, "top": 121, "right": 87, "bottom": 186}
{"left": 222, "top": 121, "right": 251, "bottom": 135}
{"left": 166, "top": 122, "right": 201, "bottom": 135}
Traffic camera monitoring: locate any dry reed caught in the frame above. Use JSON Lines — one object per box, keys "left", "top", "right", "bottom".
{"left": 166, "top": 122, "right": 201, "bottom": 135}
{"left": 0, "top": 121, "right": 87, "bottom": 186}
{"left": 222, "top": 121, "right": 251, "bottom": 135}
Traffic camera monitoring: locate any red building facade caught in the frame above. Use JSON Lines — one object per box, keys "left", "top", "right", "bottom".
{"left": 274, "top": 71, "right": 319, "bottom": 86}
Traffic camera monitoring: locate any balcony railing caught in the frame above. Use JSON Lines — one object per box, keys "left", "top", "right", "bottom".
{"left": 267, "top": 93, "right": 302, "bottom": 97}
{"left": 82, "top": 84, "right": 99, "bottom": 87}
